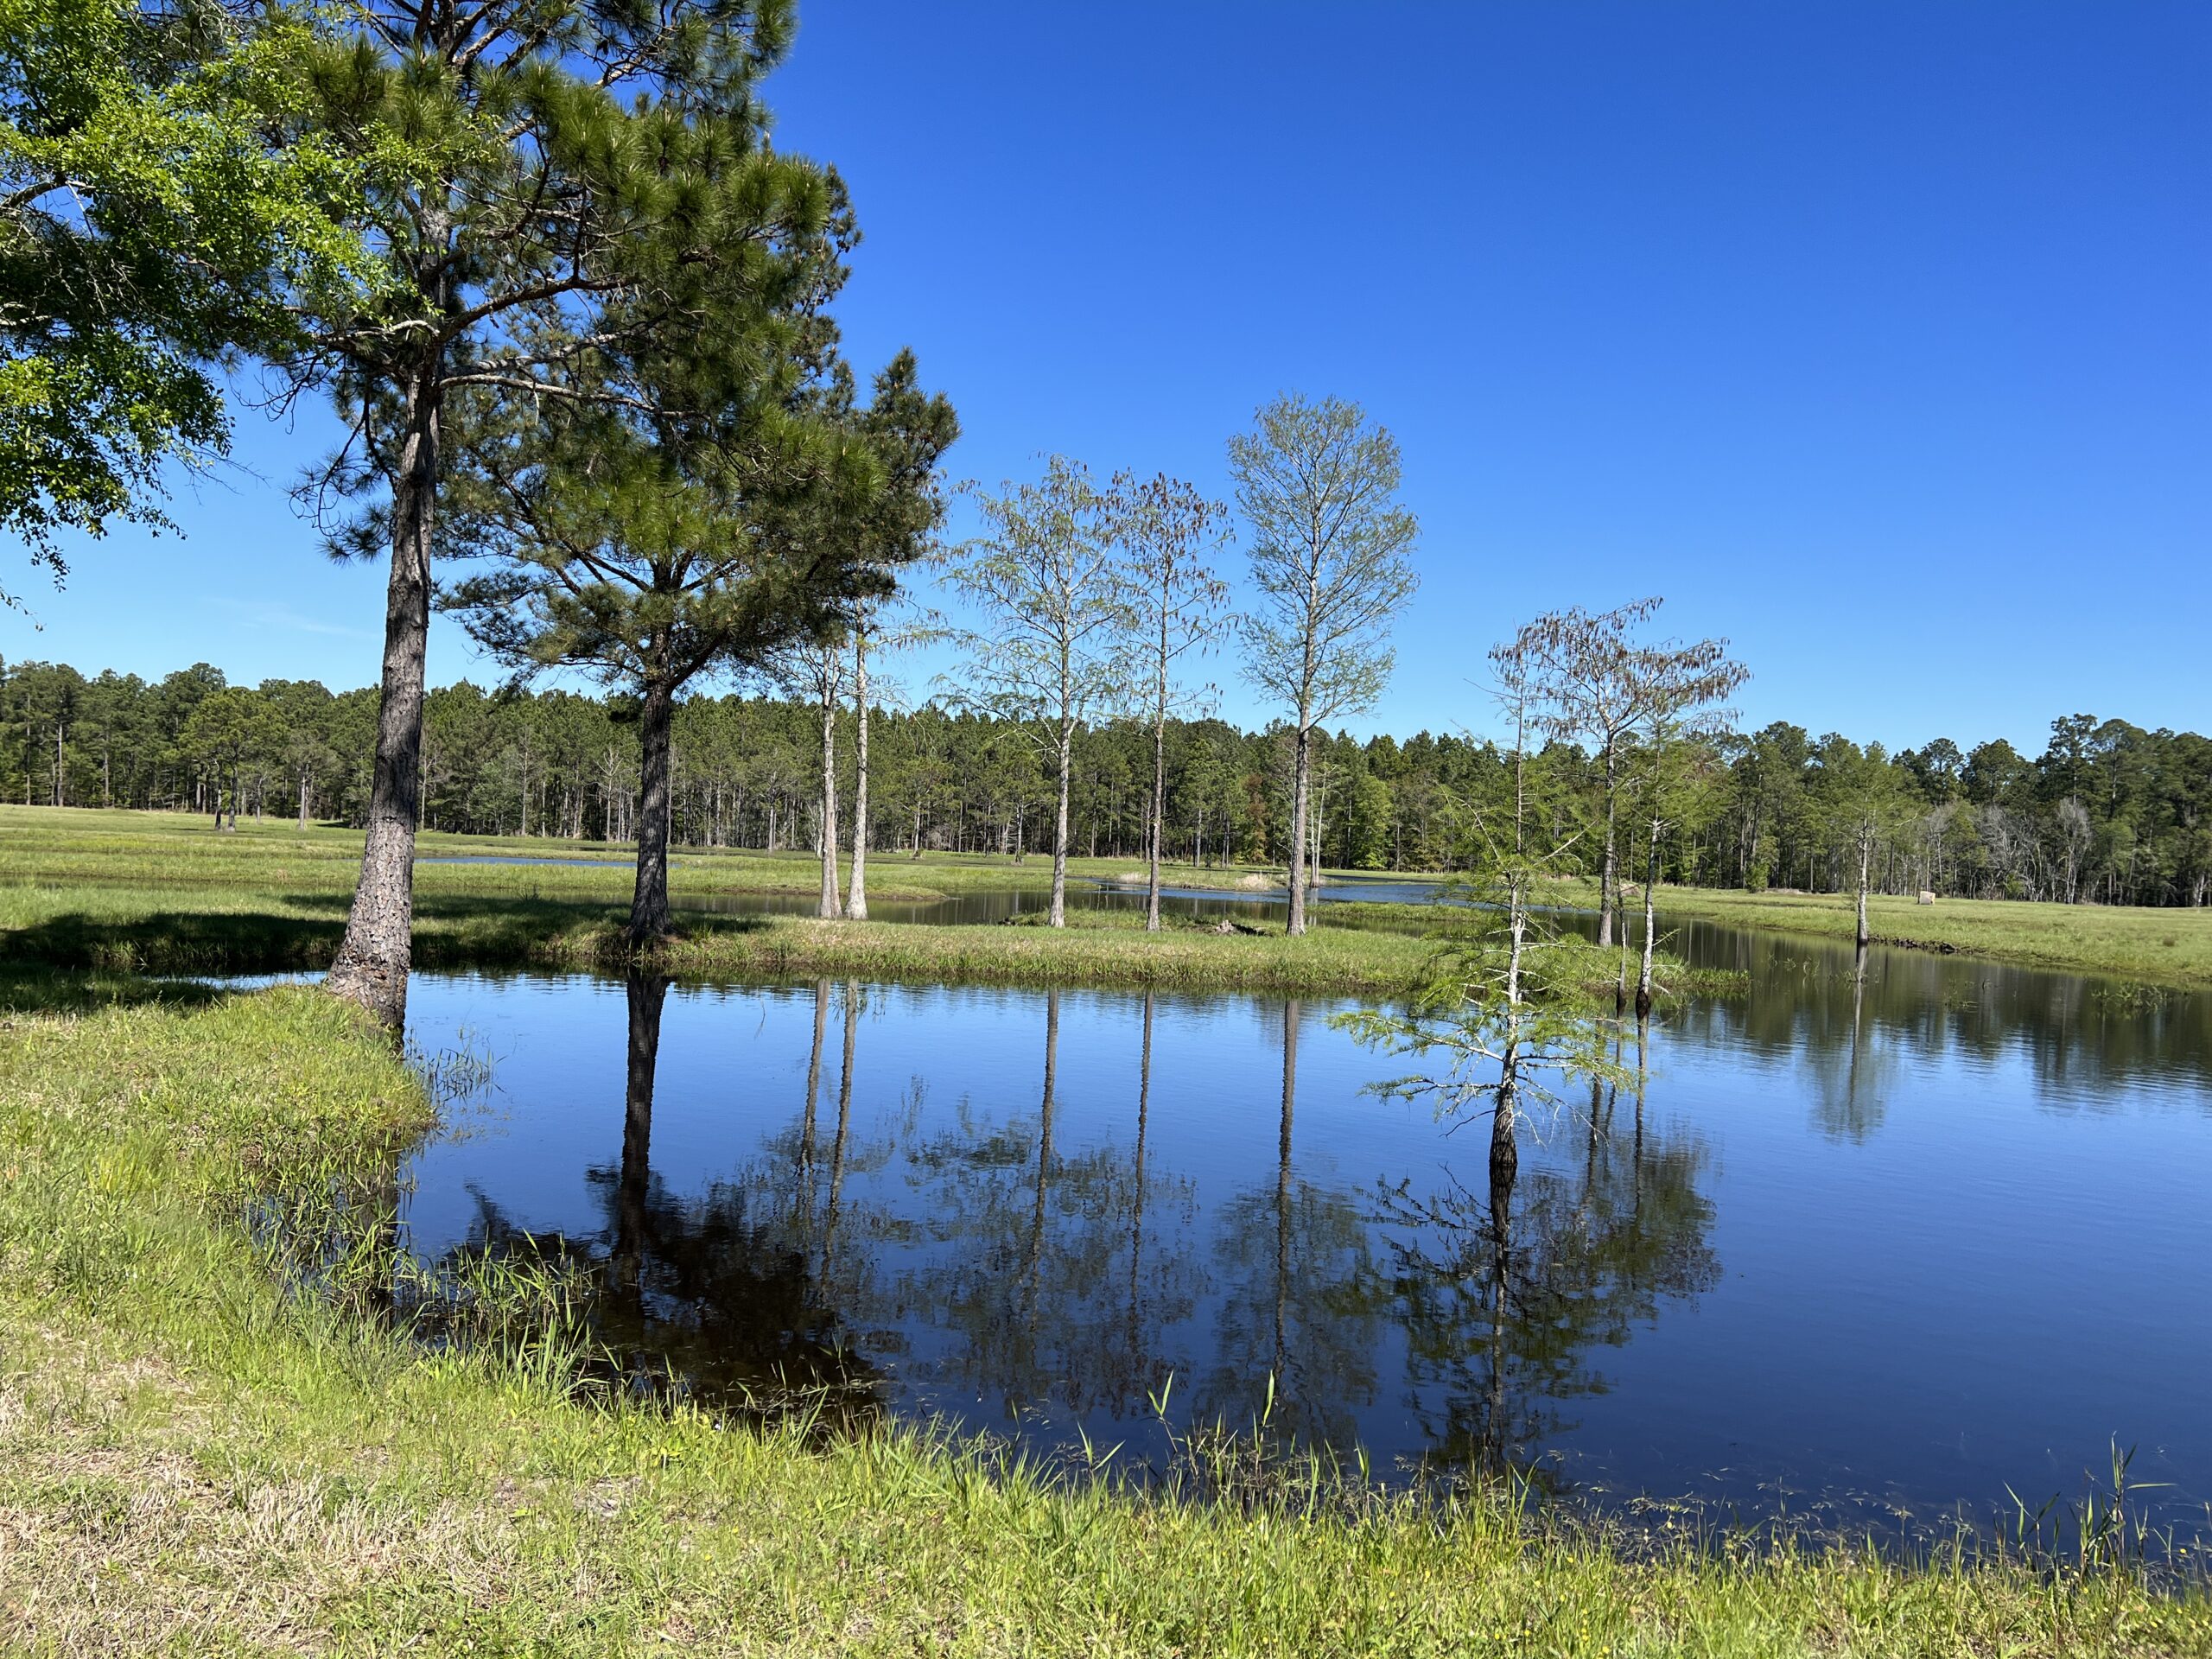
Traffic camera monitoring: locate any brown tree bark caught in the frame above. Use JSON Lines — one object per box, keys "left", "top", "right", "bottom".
{"left": 628, "top": 679, "right": 675, "bottom": 942}
{"left": 324, "top": 359, "right": 442, "bottom": 1031}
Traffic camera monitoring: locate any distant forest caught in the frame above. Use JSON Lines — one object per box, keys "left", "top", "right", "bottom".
{"left": 5, "top": 657, "right": 2209, "bottom": 908}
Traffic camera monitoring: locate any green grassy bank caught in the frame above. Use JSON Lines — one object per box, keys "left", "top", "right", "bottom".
{"left": 3, "top": 985, "right": 2202, "bottom": 1656}
{"left": 9, "top": 803, "right": 2203, "bottom": 993}
{"left": 1559, "top": 879, "right": 2212, "bottom": 990}
{"left": 0, "top": 808, "right": 1441, "bottom": 997}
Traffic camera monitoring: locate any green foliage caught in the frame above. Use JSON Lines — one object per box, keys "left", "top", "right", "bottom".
{"left": 1230, "top": 392, "right": 1420, "bottom": 728}
{"left": 0, "top": 0, "right": 378, "bottom": 594}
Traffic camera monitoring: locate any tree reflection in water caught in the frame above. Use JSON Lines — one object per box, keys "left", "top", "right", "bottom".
{"left": 1377, "top": 1019, "right": 1718, "bottom": 1484}
{"left": 889, "top": 988, "right": 1207, "bottom": 1424}
{"left": 1193, "top": 1001, "right": 1387, "bottom": 1451}
{"left": 419, "top": 983, "right": 1719, "bottom": 1480}
{"left": 442, "top": 972, "right": 885, "bottom": 1425}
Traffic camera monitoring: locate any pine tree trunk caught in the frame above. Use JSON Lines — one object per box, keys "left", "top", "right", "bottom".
{"left": 296, "top": 771, "right": 309, "bottom": 830}
{"left": 817, "top": 671, "right": 841, "bottom": 918}
{"left": 616, "top": 971, "right": 667, "bottom": 1295}
{"left": 846, "top": 634, "right": 871, "bottom": 920}
{"left": 1286, "top": 720, "right": 1312, "bottom": 936}
{"left": 325, "top": 358, "right": 440, "bottom": 1031}
{"left": 628, "top": 680, "right": 675, "bottom": 942}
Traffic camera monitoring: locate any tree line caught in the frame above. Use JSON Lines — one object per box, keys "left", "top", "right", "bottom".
{"left": 9, "top": 653, "right": 2208, "bottom": 910}
{"left": 9, "top": 0, "right": 2205, "bottom": 1034}
{"left": 8, "top": 0, "right": 1432, "bottom": 1020}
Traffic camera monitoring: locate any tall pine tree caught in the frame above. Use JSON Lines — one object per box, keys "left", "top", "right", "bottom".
{"left": 290, "top": 0, "right": 822, "bottom": 1025}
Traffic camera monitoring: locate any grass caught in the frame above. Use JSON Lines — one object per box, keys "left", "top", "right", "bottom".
{"left": 0, "top": 802, "right": 1300, "bottom": 902}
{"left": 1553, "top": 879, "right": 2212, "bottom": 990}
{"left": 0, "top": 807, "right": 1751, "bottom": 1002}
{"left": 3, "top": 984, "right": 2205, "bottom": 1655}
{"left": 14, "top": 801, "right": 2201, "bottom": 995}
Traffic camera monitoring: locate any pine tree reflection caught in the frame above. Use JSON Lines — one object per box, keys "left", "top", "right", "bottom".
{"left": 442, "top": 973, "right": 883, "bottom": 1424}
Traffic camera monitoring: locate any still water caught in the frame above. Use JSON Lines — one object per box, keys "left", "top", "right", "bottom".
{"left": 391, "top": 932, "right": 2212, "bottom": 1541}
{"left": 416, "top": 855, "right": 1449, "bottom": 925}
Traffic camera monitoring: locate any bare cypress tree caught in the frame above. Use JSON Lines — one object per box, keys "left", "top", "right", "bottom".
{"left": 291, "top": 0, "right": 809, "bottom": 1026}
{"left": 771, "top": 638, "right": 848, "bottom": 918}
{"left": 945, "top": 457, "right": 1125, "bottom": 927}
{"left": 1516, "top": 600, "right": 1746, "bottom": 1001}
{"left": 1510, "top": 598, "right": 1666, "bottom": 950}
{"left": 1623, "top": 644, "right": 1745, "bottom": 1014}
{"left": 1339, "top": 618, "right": 1631, "bottom": 1208}
{"left": 1228, "top": 395, "right": 1419, "bottom": 936}
{"left": 1109, "top": 472, "right": 1228, "bottom": 931}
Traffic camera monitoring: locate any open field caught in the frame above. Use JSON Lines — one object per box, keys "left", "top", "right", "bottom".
{"left": 9, "top": 804, "right": 2206, "bottom": 992}
{"left": 3, "top": 805, "right": 1744, "bottom": 1002}
{"left": 0, "top": 803, "right": 1301, "bottom": 900}
{"left": 3, "top": 984, "right": 2202, "bottom": 1656}
{"left": 0, "top": 806, "right": 1449, "bottom": 997}
{"left": 1553, "top": 879, "right": 2212, "bottom": 990}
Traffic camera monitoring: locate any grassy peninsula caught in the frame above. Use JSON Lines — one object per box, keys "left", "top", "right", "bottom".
{"left": 1565, "top": 879, "right": 2212, "bottom": 990}
{"left": 0, "top": 807, "right": 1685, "bottom": 1001}
{"left": 4, "top": 985, "right": 2202, "bottom": 1655}
{"left": 8, "top": 804, "right": 2205, "bottom": 994}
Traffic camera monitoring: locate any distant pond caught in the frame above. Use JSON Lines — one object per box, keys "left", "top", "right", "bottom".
{"left": 415, "top": 855, "right": 1452, "bottom": 925}
{"left": 365, "top": 931, "right": 2211, "bottom": 1544}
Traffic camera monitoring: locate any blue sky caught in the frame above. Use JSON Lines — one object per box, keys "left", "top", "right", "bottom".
{"left": 7, "top": 1, "right": 2206, "bottom": 753}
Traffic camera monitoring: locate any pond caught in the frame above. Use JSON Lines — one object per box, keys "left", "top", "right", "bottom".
{"left": 416, "top": 855, "right": 1451, "bottom": 925}
{"left": 383, "top": 932, "right": 2212, "bottom": 1545}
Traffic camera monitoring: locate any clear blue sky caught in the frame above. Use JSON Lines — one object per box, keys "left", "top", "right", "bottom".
{"left": 7, "top": 1, "right": 2206, "bottom": 754}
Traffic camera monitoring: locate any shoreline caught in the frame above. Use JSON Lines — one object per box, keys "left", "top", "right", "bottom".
{"left": 3, "top": 986, "right": 2201, "bottom": 1651}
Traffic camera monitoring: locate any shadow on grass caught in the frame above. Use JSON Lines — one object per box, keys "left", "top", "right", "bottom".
{"left": 0, "top": 892, "right": 780, "bottom": 990}
{"left": 0, "top": 966, "right": 235, "bottom": 1015}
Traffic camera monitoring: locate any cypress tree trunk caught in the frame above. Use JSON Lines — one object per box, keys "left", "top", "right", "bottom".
{"left": 628, "top": 679, "right": 675, "bottom": 941}
{"left": 1286, "top": 720, "right": 1312, "bottom": 936}
{"left": 1050, "top": 717, "right": 1072, "bottom": 926}
{"left": 1598, "top": 745, "right": 1618, "bottom": 948}
{"left": 1146, "top": 645, "right": 1167, "bottom": 932}
{"left": 817, "top": 670, "right": 841, "bottom": 918}
{"left": 846, "top": 633, "right": 871, "bottom": 920}
{"left": 1855, "top": 826, "right": 1873, "bottom": 950}
{"left": 1636, "top": 821, "right": 1661, "bottom": 1019}
{"left": 325, "top": 356, "right": 441, "bottom": 1031}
